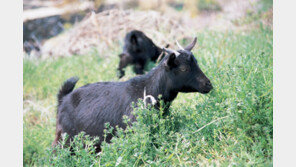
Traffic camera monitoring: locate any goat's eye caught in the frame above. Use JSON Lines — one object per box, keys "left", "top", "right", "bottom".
{"left": 179, "top": 66, "right": 187, "bottom": 72}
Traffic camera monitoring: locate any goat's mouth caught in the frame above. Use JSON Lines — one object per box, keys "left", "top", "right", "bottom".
{"left": 199, "top": 88, "right": 213, "bottom": 94}
{"left": 199, "top": 83, "right": 213, "bottom": 94}
{"left": 200, "top": 90, "right": 211, "bottom": 94}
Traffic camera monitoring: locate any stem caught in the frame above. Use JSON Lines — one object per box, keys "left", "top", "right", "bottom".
{"left": 193, "top": 116, "right": 230, "bottom": 134}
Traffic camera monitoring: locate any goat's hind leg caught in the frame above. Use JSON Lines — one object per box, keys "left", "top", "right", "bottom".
{"left": 52, "top": 124, "right": 63, "bottom": 153}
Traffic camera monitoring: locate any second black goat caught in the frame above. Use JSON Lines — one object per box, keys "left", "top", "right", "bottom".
{"left": 117, "top": 30, "right": 168, "bottom": 78}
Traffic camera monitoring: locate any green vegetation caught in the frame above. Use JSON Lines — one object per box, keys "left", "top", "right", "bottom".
{"left": 24, "top": 25, "right": 272, "bottom": 166}
{"left": 233, "top": 0, "right": 272, "bottom": 27}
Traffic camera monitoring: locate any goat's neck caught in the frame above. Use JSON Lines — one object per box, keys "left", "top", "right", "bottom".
{"left": 144, "top": 67, "right": 178, "bottom": 103}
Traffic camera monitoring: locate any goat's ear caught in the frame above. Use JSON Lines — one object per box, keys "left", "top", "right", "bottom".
{"left": 131, "top": 34, "right": 137, "bottom": 45}
{"left": 164, "top": 53, "right": 176, "bottom": 70}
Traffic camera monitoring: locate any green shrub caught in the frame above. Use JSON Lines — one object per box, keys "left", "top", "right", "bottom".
{"left": 35, "top": 132, "right": 99, "bottom": 166}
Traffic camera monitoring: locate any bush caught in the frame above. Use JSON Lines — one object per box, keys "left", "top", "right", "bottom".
{"left": 35, "top": 132, "right": 99, "bottom": 166}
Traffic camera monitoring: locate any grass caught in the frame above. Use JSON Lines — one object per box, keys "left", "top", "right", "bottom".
{"left": 233, "top": 0, "right": 273, "bottom": 27}
{"left": 23, "top": 25, "right": 272, "bottom": 166}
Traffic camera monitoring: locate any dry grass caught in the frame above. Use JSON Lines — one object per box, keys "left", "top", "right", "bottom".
{"left": 41, "top": 9, "right": 195, "bottom": 58}
{"left": 40, "top": 0, "right": 265, "bottom": 59}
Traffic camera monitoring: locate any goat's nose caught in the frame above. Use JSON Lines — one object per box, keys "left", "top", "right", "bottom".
{"left": 206, "top": 81, "right": 213, "bottom": 89}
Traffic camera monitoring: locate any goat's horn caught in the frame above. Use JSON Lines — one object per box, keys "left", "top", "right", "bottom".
{"left": 163, "top": 48, "right": 172, "bottom": 54}
{"left": 184, "top": 37, "right": 197, "bottom": 51}
{"left": 163, "top": 48, "right": 180, "bottom": 56}
{"left": 176, "top": 40, "right": 184, "bottom": 50}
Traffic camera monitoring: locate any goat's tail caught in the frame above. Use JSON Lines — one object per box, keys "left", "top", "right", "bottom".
{"left": 57, "top": 77, "right": 79, "bottom": 106}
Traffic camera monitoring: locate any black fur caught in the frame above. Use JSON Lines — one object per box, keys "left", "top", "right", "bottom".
{"left": 117, "top": 30, "right": 166, "bottom": 78}
{"left": 54, "top": 38, "right": 213, "bottom": 152}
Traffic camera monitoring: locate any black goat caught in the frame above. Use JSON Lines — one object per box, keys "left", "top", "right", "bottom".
{"left": 117, "top": 30, "right": 168, "bottom": 78}
{"left": 53, "top": 37, "right": 213, "bottom": 152}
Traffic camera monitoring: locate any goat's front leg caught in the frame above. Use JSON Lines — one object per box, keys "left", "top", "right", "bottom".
{"left": 133, "top": 62, "right": 145, "bottom": 75}
{"left": 117, "top": 53, "right": 133, "bottom": 78}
